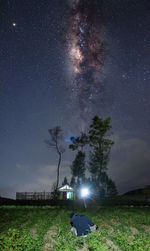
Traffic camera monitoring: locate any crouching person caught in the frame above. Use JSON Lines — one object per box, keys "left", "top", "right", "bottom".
{"left": 70, "top": 213, "right": 98, "bottom": 237}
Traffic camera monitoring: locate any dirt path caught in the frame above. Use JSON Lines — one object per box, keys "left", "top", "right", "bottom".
{"left": 104, "top": 238, "right": 121, "bottom": 251}
{"left": 30, "top": 224, "right": 38, "bottom": 239}
{"left": 142, "top": 224, "right": 150, "bottom": 234}
{"left": 130, "top": 226, "right": 139, "bottom": 235}
{"left": 42, "top": 225, "right": 58, "bottom": 251}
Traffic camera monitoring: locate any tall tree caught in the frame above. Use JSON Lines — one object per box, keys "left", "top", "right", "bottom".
{"left": 70, "top": 176, "right": 76, "bottom": 188}
{"left": 69, "top": 133, "right": 88, "bottom": 190}
{"left": 88, "top": 116, "right": 115, "bottom": 197}
{"left": 89, "top": 115, "right": 114, "bottom": 178}
{"left": 70, "top": 151, "right": 86, "bottom": 182}
{"left": 68, "top": 115, "right": 117, "bottom": 198}
{"left": 106, "top": 178, "right": 118, "bottom": 197}
{"left": 45, "top": 126, "right": 65, "bottom": 191}
{"left": 62, "top": 176, "right": 68, "bottom": 186}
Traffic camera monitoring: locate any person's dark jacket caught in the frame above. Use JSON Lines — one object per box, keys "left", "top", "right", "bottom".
{"left": 71, "top": 214, "right": 94, "bottom": 236}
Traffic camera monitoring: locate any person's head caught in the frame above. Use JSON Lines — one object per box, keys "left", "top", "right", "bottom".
{"left": 70, "top": 213, "right": 77, "bottom": 219}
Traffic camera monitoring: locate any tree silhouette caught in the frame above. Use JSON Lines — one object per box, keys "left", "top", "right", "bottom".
{"left": 69, "top": 115, "right": 117, "bottom": 198}
{"left": 45, "top": 126, "right": 65, "bottom": 191}
{"left": 70, "top": 176, "right": 76, "bottom": 188}
{"left": 62, "top": 176, "right": 68, "bottom": 186}
{"left": 69, "top": 133, "right": 89, "bottom": 151}
{"left": 70, "top": 150, "right": 86, "bottom": 183}
{"left": 89, "top": 115, "right": 114, "bottom": 178}
{"left": 106, "top": 178, "right": 118, "bottom": 197}
{"left": 88, "top": 116, "right": 115, "bottom": 197}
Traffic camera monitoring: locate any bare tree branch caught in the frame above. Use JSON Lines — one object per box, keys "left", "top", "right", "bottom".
{"left": 44, "top": 126, "right": 65, "bottom": 191}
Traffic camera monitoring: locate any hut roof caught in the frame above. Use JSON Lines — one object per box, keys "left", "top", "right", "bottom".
{"left": 58, "top": 184, "right": 74, "bottom": 192}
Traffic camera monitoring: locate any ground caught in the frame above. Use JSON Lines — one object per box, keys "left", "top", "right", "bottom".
{"left": 0, "top": 205, "right": 150, "bottom": 250}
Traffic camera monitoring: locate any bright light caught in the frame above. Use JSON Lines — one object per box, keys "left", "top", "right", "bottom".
{"left": 81, "top": 188, "right": 89, "bottom": 198}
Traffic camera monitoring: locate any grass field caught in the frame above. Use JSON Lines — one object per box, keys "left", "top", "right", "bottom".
{"left": 0, "top": 205, "right": 150, "bottom": 251}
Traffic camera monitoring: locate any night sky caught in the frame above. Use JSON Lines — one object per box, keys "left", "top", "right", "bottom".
{"left": 0, "top": 0, "right": 150, "bottom": 199}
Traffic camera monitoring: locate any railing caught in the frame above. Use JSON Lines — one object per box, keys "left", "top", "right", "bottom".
{"left": 16, "top": 192, "right": 52, "bottom": 200}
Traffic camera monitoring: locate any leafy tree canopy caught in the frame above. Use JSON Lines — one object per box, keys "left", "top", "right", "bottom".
{"left": 71, "top": 151, "right": 86, "bottom": 180}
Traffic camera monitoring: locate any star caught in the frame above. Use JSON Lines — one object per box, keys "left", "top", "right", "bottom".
{"left": 12, "top": 23, "right": 17, "bottom": 27}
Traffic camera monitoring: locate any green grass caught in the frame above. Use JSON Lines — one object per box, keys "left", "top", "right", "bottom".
{"left": 0, "top": 205, "right": 150, "bottom": 250}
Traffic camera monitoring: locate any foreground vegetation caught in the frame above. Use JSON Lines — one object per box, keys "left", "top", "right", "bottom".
{"left": 0, "top": 205, "right": 150, "bottom": 251}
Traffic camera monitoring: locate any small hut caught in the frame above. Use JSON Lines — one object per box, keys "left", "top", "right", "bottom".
{"left": 58, "top": 184, "right": 75, "bottom": 200}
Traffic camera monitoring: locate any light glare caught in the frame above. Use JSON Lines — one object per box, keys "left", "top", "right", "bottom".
{"left": 81, "top": 188, "right": 89, "bottom": 198}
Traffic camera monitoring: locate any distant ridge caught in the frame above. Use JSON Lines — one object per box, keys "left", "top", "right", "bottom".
{"left": 0, "top": 196, "right": 15, "bottom": 205}
{"left": 124, "top": 185, "right": 150, "bottom": 197}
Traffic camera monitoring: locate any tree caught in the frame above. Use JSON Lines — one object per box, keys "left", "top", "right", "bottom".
{"left": 45, "top": 126, "right": 65, "bottom": 191}
{"left": 106, "top": 178, "right": 118, "bottom": 197}
{"left": 70, "top": 151, "right": 86, "bottom": 182}
{"left": 62, "top": 176, "right": 68, "bottom": 186}
{"left": 89, "top": 116, "right": 113, "bottom": 148}
{"left": 68, "top": 115, "right": 117, "bottom": 199}
{"left": 50, "top": 182, "right": 58, "bottom": 200}
{"left": 69, "top": 132, "right": 88, "bottom": 193}
{"left": 89, "top": 115, "right": 114, "bottom": 178}
{"left": 70, "top": 176, "right": 76, "bottom": 188}
{"left": 69, "top": 133, "right": 89, "bottom": 151}
{"left": 88, "top": 116, "right": 114, "bottom": 197}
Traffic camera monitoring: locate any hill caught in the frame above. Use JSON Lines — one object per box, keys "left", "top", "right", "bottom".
{"left": 124, "top": 185, "right": 150, "bottom": 197}
{"left": 0, "top": 196, "right": 15, "bottom": 205}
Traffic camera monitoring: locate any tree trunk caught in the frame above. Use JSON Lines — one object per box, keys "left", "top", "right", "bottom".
{"left": 56, "top": 152, "right": 61, "bottom": 190}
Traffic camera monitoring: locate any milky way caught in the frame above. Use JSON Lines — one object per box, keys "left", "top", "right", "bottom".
{"left": 66, "top": 0, "right": 106, "bottom": 130}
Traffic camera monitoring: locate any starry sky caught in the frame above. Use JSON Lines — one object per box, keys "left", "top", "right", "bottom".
{"left": 0, "top": 0, "right": 150, "bottom": 199}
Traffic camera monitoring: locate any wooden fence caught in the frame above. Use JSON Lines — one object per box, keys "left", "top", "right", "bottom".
{"left": 16, "top": 192, "right": 52, "bottom": 200}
